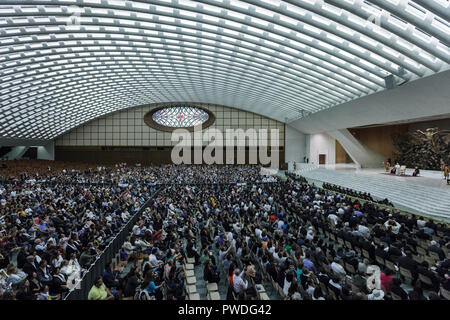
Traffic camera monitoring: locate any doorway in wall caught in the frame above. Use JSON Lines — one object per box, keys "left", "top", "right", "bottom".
{"left": 319, "top": 154, "right": 326, "bottom": 165}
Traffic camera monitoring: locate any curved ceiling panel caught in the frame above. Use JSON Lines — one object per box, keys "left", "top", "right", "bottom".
{"left": 0, "top": 0, "right": 449, "bottom": 139}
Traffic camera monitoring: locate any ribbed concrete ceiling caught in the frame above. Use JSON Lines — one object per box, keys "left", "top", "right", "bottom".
{"left": 0, "top": 0, "right": 449, "bottom": 139}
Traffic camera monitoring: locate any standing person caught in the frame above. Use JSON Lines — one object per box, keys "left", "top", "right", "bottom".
{"left": 232, "top": 267, "right": 248, "bottom": 298}
{"left": 385, "top": 160, "right": 391, "bottom": 173}
{"left": 443, "top": 164, "right": 449, "bottom": 180}
{"left": 394, "top": 163, "right": 400, "bottom": 175}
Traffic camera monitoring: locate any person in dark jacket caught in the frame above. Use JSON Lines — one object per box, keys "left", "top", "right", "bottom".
{"left": 36, "top": 260, "right": 52, "bottom": 286}
{"left": 397, "top": 250, "right": 419, "bottom": 285}
{"left": 16, "top": 248, "right": 29, "bottom": 269}
{"left": 204, "top": 260, "right": 220, "bottom": 284}
{"left": 427, "top": 241, "right": 445, "bottom": 261}
{"left": 387, "top": 242, "right": 403, "bottom": 259}
{"left": 22, "top": 256, "right": 38, "bottom": 278}
{"left": 123, "top": 267, "right": 140, "bottom": 298}
{"left": 417, "top": 261, "right": 440, "bottom": 291}
{"left": 389, "top": 278, "right": 408, "bottom": 300}
{"left": 102, "top": 263, "right": 120, "bottom": 289}
{"left": 51, "top": 268, "right": 67, "bottom": 295}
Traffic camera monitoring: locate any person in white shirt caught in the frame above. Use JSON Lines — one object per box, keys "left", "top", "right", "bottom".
{"left": 121, "top": 210, "right": 130, "bottom": 221}
{"left": 225, "top": 231, "right": 233, "bottom": 242}
{"left": 132, "top": 225, "right": 141, "bottom": 236}
{"left": 149, "top": 248, "right": 162, "bottom": 268}
{"left": 358, "top": 224, "right": 370, "bottom": 238}
{"left": 384, "top": 219, "right": 401, "bottom": 234}
{"left": 277, "top": 219, "right": 285, "bottom": 230}
{"left": 255, "top": 227, "right": 262, "bottom": 239}
{"left": 417, "top": 218, "right": 426, "bottom": 229}
{"left": 329, "top": 276, "right": 342, "bottom": 292}
{"left": 394, "top": 163, "right": 400, "bottom": 175}
{"left": 232, "top": 268, "right": 248, "bottom": 294}
{"left": 52, "top": 252, "right": 64, "bottom": 269}
{"left": 306, "top": 228, "right": 315, "bottom": 241}
{"left": 122, "top": 239, "right": 135, "bottom": 255}
{"left": 330, "top": 260, "right": 346, "bottom": 277}
{"left": 328, "top": 213, "right": 339, "bottom": 225}
{"left": 232, "top": 222, "right": 242, "bottom": 234}
{"left": 136, "top": 238, "right": 151, "bottom": 251}
{"left": 306, "top": 279, "right": 316, "bottom": 296}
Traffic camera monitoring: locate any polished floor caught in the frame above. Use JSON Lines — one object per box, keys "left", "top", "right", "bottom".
{"left": 322, "top": 164, "right": 449, "bottom": 189}
{"left": 291, "top": 164, "right": 450, "bottom": 222}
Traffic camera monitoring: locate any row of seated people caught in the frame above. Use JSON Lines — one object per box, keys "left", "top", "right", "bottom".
{"left": 320, "top": 182, "right": 394, "bottom": 207}
{"left": 285, "top": 172, "right": 394, "bottom": 207}
{"left": 91, "top": 177, "right": 449, "bottom": 300}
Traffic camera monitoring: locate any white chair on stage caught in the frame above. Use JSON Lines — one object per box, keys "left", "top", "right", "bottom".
{"left": 399, "top": 165, "right": 406, "bottom": 175}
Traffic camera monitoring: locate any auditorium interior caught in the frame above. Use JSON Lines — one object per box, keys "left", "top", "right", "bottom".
{"left": 0, "top": 0, "right": 449, "bottom": 302}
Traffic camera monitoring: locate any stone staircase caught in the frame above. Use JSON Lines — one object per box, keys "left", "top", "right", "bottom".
{"left": 298, "top": 168, "right": 450, "bottom": 222}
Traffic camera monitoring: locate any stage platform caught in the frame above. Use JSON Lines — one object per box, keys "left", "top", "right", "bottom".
{"left": 290, "top": 164, "right": 450, "bottom": 222}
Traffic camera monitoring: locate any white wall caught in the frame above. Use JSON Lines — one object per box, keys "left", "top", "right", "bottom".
{"left": 309, "top": 132, "right": 335, "bottom": 165}
{"left": 327, "top": 129, "right": 383, "bottom": 168}
{"left": 290, "top": 70, "right": 450, "bottom": 134}
{"left": 305, "top": 134, "right": 311, "bottom": 162}
{"left": 285, "top": 125, "right": 306, "bottom": 163}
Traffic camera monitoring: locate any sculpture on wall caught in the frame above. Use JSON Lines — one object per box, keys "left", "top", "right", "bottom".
{"left": 392, "top": 127, "right": 450, "bottom": 170}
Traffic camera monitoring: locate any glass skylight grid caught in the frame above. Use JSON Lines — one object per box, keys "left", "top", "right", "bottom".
{"left": 152, "top": 106, "right": 210, "bottom": 128}
{"left": 0, "top": 0, "right": 448, "bottom": 139}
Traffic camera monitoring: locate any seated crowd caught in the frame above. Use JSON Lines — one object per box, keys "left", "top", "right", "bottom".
{"left": 0, "top": 163, "right": 171, "bottom": 300}
{"left": 0, "top": 162, "right": 449, "bottom": 300}
{"left": 321, "top": 182, "right": 394, "bottom": 207}
{"left": 89, "top": 172, "right": 449, "bottom": 301}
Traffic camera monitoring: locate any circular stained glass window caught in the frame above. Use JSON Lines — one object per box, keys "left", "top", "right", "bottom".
{"left": 144, "top": 105, "right": 215, "bottom": 132}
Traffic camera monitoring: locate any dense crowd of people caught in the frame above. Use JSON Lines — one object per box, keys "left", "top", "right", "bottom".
{"left": 89, "top": 171, "right": 449, "bottom": 301}
{"left": 0, "top": 162, "right": 275, "bottom": 300}
{"left": 0, "top": 161, "right": 449, "bottom": 300}
{"left": 0, "top": 180, "right": 154, "bottom": 299}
